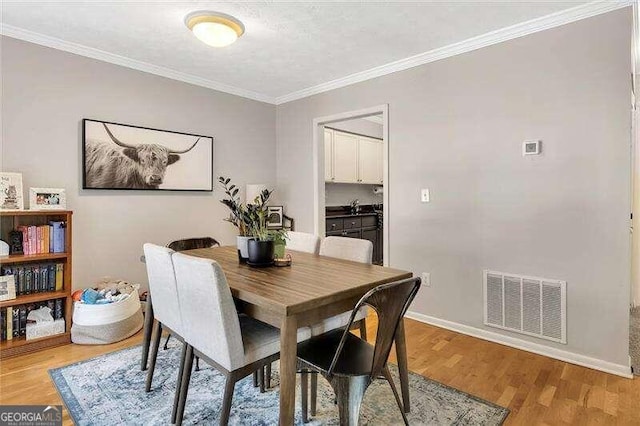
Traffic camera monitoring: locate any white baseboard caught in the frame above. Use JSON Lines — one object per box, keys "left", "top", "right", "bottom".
{"left": 405, "top": 311, "right": 633, "bottom": 379}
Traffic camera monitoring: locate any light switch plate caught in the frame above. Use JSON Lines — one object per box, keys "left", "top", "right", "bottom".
{"left": 523, "top": 140, "right": 541, "bottom": 156}
{"left": 421, "top": 188, "right": 430, "bottom": 203}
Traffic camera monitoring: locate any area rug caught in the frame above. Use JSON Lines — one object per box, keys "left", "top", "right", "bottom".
{"left": 50, "top": 344, "right": 509, "bottom": 425}
{"left": 632, "top": 307, "right": 640, "bottom": 376}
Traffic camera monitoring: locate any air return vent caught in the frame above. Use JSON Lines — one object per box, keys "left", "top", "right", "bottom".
{"left": 483, "top": 270, "right": 566, "bottom": 344}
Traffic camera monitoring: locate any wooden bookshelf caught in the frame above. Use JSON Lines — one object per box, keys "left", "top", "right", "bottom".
{"left": 0, "top": 210, "right": 73, "bottom": 359}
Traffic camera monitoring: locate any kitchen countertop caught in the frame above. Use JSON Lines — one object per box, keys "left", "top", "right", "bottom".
{"left": 325, "top": 212, "right": 379, "bottom": 219}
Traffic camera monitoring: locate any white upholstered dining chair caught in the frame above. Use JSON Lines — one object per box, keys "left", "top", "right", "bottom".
{"left": 286, "top": 231, "right": 321, "bottom": 254}
{"left": 142, "top": 243, "right": 188, "bottom": 424}
{"left": 172, "top": 252, "right": 311, "bottom": 425}
{"left": 315, "top": 236, "right": 373, "bottom": 338}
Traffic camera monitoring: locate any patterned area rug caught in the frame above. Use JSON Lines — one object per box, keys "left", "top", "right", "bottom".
{"left": 50, "top": 344, "right": 509, "bottom": 425}
{"left": 631, "top": 307, "right": 640, "bottom": 376}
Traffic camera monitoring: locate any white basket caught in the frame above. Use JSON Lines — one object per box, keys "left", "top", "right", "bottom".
{"left": 71, "top": 286, "right": 143, "bottom": 345}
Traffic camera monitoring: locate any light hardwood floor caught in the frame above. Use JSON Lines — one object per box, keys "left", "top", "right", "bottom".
{"left": 1, "top": 318, "right": 638, "bottom": 425}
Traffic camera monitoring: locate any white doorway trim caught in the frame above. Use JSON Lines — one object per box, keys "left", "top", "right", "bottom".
{"left": 312, "top": 104, "right": 390, "bottom": 266}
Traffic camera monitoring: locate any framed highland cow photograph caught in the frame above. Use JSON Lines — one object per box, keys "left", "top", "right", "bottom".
{"left": 82, "top": 119, "right": 213, "bottom": 191}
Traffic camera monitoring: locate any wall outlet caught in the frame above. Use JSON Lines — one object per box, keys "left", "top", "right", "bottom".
{"left": 422, "top": 272, "right": 431, "bottom": 287}
{"left": 421, "top": 188, "right": 430, "bottom": 203}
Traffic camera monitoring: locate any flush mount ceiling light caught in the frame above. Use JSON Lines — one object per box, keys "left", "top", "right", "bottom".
{"left": 185, "top": 11, "right": 245, "bottom": 48}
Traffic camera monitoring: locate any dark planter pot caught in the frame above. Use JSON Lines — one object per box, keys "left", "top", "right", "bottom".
{"left": 247, "top": 239, "right": 275, "bottom": 266}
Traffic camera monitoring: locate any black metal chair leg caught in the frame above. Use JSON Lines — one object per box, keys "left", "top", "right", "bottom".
{"left": 220, "top": 373, "right": 237, "bottom": 425}
{"left": 175, "top": 345, "right": 194, "bottom": 426}
{"left": 301, "top": 371, "right": 309, "bottom": 423}
{"left": 163, "top": 333, "right": 171, "bottom": 350}
{"left": 195, "top": 356, "right": 201, "bottom": 372}
{"left": 145, "top": 321, "right": 162, "bottom": 392}
{"left": 171, "top": 343, "right": 188, "bottom": 424}
{"left": 382, "top": 366, "right": 409, "bottom": 426}
{"left": 253, "top": 371, "right": 258, "bottom": 387}
{"left": 310, "top": 372, "right": 317, "bottom": 416}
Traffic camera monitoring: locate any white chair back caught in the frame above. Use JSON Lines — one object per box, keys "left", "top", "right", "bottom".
{"left": 287, "top": 231, "right": 320, "bottom": 254}
{"left": 172, "top": 252, "right": 245, "bottom": 371}
{"left": 143, "top": 243, "right": 183, "bottom": 335}
{"left": 319, "top": 236, "right": 373, "bottom": 264}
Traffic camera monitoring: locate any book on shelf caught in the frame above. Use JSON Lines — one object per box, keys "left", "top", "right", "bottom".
{"left": 6, "top": 307, "right": 12, "bottom": 341}
{"left": 0, "top": 298, "right": 65, "bottom": 342}
{"left": 12, "top": 222, "right": 66, "bottom": 256}
{"left": 1, "top": 263, "right": 64, "bottom": 296}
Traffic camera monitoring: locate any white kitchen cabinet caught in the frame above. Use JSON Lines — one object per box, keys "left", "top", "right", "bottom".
{"left": 358, "top": 136, "right": 383, "bottom": 184}
{"left": 324, "top": 129, "right": 383, "bottom": 184}
{"left": 324, "top": 129, "right": 334, "bottom": 181}
{"left": 332, "top": 131, "right": 359, "bottom": 183}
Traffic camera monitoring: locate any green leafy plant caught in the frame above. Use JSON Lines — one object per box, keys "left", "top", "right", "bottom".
{"left": 219, "top": 176, "right": 287, "bottom": 242}
{"left": 219, "top": 176, "right": 250, "bottom": 236}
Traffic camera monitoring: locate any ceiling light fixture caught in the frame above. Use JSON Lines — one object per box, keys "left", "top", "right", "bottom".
{"left": 185, "top": 11, "right": 245, "bottom": 48}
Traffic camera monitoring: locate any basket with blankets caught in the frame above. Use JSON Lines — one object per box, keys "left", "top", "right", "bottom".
{"left": 71, "top": 278, "right": 143, "bottom": 344}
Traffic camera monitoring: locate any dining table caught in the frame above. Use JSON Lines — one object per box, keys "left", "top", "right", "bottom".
{"left": 142, "top": 245, "right": 413, "bottom": 425}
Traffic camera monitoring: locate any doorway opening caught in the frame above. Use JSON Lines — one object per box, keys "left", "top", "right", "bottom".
{"left": 312, "top": 105, "right": 389, "bottom": 266}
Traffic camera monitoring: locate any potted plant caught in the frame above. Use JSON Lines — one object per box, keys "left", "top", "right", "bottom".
{"left": 219, "top": 176, "right": 253, "bottom": 262}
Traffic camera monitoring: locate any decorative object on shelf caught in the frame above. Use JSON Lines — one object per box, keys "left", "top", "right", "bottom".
{"left": 7, "top": 232, "right": 22, "bottom": 255}
{"left": 267, "top": 206, "right": 284, "bottom": 229}
{"left": 0, "top": 172, "right": 24, "bottom": 211}
{"left": 0, "top": 240, "right": 10, "bottom": 256}
{"left": 0, "top": 275, "right": 17, "bottom": 301}
{"left": 29, "top": 187, "right": 67, "bottom": 210}
{"left": 83, "top": 119, "right": 213, "bottom": 191}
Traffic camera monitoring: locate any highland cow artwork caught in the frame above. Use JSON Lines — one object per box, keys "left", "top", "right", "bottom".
{"left": 82, "top": 119, "right": 213, "bottom": 191}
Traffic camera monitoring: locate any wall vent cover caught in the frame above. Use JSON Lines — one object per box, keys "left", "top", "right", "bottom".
{"left": 483, "top": 270, "right": 566, "bottom": 344}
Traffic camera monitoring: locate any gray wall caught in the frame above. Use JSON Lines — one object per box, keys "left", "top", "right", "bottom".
{"left": 1, "top": 36, "right": 276, "bottom": 291}
{"left": 276, "top": 9, "right": 632, "bottom": 365}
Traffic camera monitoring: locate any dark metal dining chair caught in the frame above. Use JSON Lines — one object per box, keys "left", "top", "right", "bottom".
{"left": 297, "top": 276, "right": 421, "bottom": 425}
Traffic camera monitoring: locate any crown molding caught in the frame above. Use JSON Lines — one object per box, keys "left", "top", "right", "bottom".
{"left": 274, "top": 0, "right": 633, "bottom": 105}
{"left": 0, "top": 23, "right": 277, "bottom": 105}
{"left": 1, "top": 1, "right": 633, "bottom": 106}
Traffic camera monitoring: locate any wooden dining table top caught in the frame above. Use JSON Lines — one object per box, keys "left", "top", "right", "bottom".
{"left": 182, "top": 245, "right": 413, "bottom": 316}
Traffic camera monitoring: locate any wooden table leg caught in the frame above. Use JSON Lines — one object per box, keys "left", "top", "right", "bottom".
{"left": 395, "top": 318, "right": 410, "bottom": 413}
{"left": 279, "top": 315, "right": 298, "bottom": 426}
{"left": 140, "top": 295, "right": 154, "bottom": 371}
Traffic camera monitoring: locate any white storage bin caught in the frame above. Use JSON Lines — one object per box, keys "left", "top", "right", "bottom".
{"left": 71, "top": 286, "right": 143, "bottom": 345}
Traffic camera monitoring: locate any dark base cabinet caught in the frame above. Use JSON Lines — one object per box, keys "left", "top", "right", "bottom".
{"left": 325, "top": 213, "right": 383, "bottom": 265}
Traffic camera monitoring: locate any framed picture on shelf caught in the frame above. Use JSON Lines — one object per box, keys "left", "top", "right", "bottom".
{"left": 82, "top": 119, "right": 214, "bottom": 191}
{"left": 29, "top": 188, "right": 67, "bottom": 210}
{"left": 0, "top": 275, "right": 16, "bottom": 302}
{"left": 0, "top": 172, "right": 24, "bottom": 211}
{"left": 267, "top": 206, "right": 284, "bottom": 229}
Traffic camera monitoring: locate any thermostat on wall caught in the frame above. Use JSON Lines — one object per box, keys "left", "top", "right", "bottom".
{"left": 522, "top": 140, "right": 541, "bottom": 156}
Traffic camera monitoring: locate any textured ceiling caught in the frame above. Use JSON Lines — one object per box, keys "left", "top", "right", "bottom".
{"left": 1, "top": 1, "right": 591, "bottom": 100}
